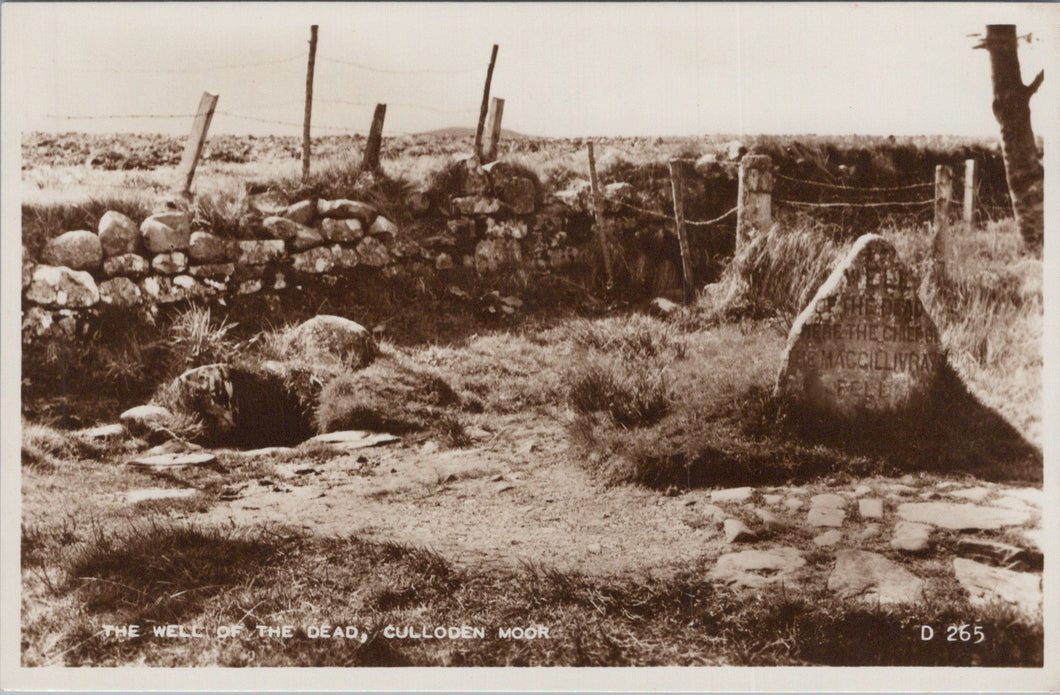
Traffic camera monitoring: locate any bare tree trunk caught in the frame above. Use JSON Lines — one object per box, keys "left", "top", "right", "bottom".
{"left": 977, "top": 24, "right": 1044, "bottom": 253}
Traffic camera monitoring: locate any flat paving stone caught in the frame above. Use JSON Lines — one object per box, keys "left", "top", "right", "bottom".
{"left": 814, "top": 530, "right": 843, "bottom": 547}
{"left": 891, "top": 521, "right": 932, "bottom": 553}
{"left": 709, "top": 547, "right": 806, "bottom": 589}
{"left": 956, "top": 538, "right": 1039, "bottom": 571}
{"left": 896, "top": 502, "right": 1031, "bottom": 530}
{"left": 307, "top": 431, "right": 400, "bottom": 449}
{"left": 953, "top": 558, "right": 1041, "bottom": 617}
{"left": 807, "top": 506, "right": 845, "bottom": 527}
{"left": 947, "top": 486, "right": 991, "bottom": 503}
{"left": 858, "top": 498, "right": 884, "bottom": 519}
{"left": 129, "top": 452, "right": 216, "bottom": 468}
{"left": 810, "top": 493, "right": 847, "bottom": 509}
{"left": 828, "top": 550, "right": 925, "bottom": 605}
{"left": 710, "top": 487, "right": 754, "bottom": 503}
{"left": 723, "top": 519, "right": 756, "bottom": 544}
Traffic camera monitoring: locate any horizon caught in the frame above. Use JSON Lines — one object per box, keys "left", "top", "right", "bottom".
{"left": 4, "top": 3, "right": 1055, "bottom": 140}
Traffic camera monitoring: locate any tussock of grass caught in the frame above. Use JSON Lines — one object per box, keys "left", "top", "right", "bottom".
{"left": 566, "top": 356, "right": 672, "bottom": 428}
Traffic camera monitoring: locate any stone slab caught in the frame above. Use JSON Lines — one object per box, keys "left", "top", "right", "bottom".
{"left": 896, "top": 502, "right": 1031, "bottom": 530}
{"left": 128, "top": 452, "right": 217, "bottom": 468}
{"left": 828, "top": 550, "right": 925, "bottom": 604}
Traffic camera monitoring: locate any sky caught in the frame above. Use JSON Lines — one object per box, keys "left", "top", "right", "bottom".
{"left": 3, "top": 2, "right": 1057, "bottom": 138}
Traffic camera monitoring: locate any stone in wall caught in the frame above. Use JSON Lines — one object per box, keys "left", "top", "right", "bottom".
{"left": 368, "top": 215, "right": 399, "bottom": 240}
{"left": 485, "top": 218, "right": 528, "bottom": 240}
{"left": 141, "top": 214, "right": 190, "bottom": 254}
{"left": 485, "top": 162, "right": 537, "bottom": 215}
{"left": 187, "top": 262, "right": 236, "bottom": 281}
{"left": 42, "top": 231, "right": 102, "bottom": 272}
{"left": 188, "top": 232, "right": 233, "bottom": 264}
{"left": 99, "top": 277, "right": 143, "bottom": 308}
{"left": 236, "top": 240, "right": 286, "bottom": 266}
{"left": 356, "top": 236, "right": 391, "bottom": 267}
{"left": 22, "top": 306, "right": 79, "bottom": 340}
{"left": 451, "top": 196, "right": 509, "bottom": 217}
{"left": 317, "top": 199, "right": 377, "bottom": 224}
{"left": 474, "top": 238, "right": 523, "bottom": 274}
{"left": 320, "top": 218, "right": 365, "bottom": 243}
{"left": 291, "top": 246, "right": 336, "bottom": 274}
{"left": 330, "top": 244, "right": 359, "bottom": 269}
{"left": 98, "top": 211, "right": 141, "bottom": 256}
{"left": 775, "top": 234, "right": 942, "bottom": 418}
{"left": 103, "top": 253, "right": 150, "bottom": 278}
{"left": 247, "top": 189, "right": 290, "bottom": 216}
{"left": 262, "top": 216, "right": 306, "bottom": 242}
{"left": 141, "top": 275, "right": 209, "bottom": 304}
{"left": 25, "top": 265, "right": 99, "bottom": 307}
{"left": 407, "top": 191, "right": 431, "bottom": 216}
{"left": 151, "top": 251, "right": 188, "bottom": 275}
{"left": 554, "top": 181, "right": 593, "bottom": 213}
{"left": 435, "top": 253, "right": 456, "bottom": 270}
{"left": 282, "top": 200, "right": 316, "bottom": 226}
{"left": 290, "top": 225, "right": 324, "bottom": 251}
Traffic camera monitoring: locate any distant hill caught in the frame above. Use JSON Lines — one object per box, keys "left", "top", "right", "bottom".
{"left": 417, "top": 126, "right": 535, "bottom": 140}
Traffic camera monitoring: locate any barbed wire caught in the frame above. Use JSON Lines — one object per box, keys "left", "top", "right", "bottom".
{"left": 318, "top": 98, "right": 477, "bottom": 115}
{"left": 26, "top": 56, "right": 304, "bottom": 74}
{"left": 610, "top": 199, "right": 737, "bottom": 227}
{"left": 774, "top": 171, "right": 934, "bottom": 192}
{"left": 318, "top": 56, "right": 473, "bottom": 75}
{"left": 40, "top": 113, "right": 198, "bottom": 120}
{"left": 775, "top": 198, "right": 934, "bottom": 209}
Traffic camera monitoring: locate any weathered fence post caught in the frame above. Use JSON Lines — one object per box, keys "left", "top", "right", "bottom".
{"left": 473, "top": 44, "right": 499, "bottom": 162}
{"left": 963, "top": 158, "right": 977, "bottom": 231}
{"left": 933, "top": 164, "right": 953, "bottom": 275}
{"left": 669, "top": 159, "right": 695, "bottom": 304}
{"left": 736, "top": 154, "right": 773, "bottom": 251}
{"left": 302, "top": 24, "right": 319, "bottom": 184}
{"left": 362, "top": 103, "right": 386, "bottom": 171}
{"left": 482, "top": 97, "right": 505, "bottom": 163}
{"left": 586, "top": 141, "right": 614, "bottom": 287}
{"left": 176, "top": 91, "right": 219, "bottom": 196}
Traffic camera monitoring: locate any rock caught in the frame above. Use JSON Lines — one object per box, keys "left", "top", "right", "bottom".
{"left": 775, "top": 234, "right": 942, "bottom": 418}
{"left": 956, "top": 538, "right": 1039, "bottom": 571}
{"left": 236, "top": 239, "right": 286, "bottom": 266}
{"left": 126, "top": 488, "right": 197, "bottom": 503}
{"left": 762, "top": 494, "right": 783, "bottom": 506}
{"left": 853, "top": 485, "right": 873, "bottom": 497}
{"left": 42, "top": 230, "right": 103, "bottom": 271}
{"left": 290, "top": 246, "right": 336, "bottom": 274}
{"left": 858, "top": 498, "right": 884, "bottom": 519}
{"left": 98, "top": 277, "right": 142, "bottom": 307}
{"left": 952, "top": 558, "right": 1041, "bottom": 616}
{"left": 81, "top": 423, "right": 125, "bottom": 440}
{"left": 807, "top": 506, "right": 845, "bottom": 527}
{"left": 554, "top": 181, "right": 592, "bottom": 212}
{"left": 814, "top": 530, "right": 843, "bottom": 547}
{"left": 890, "top": 521, "right": 932, "bottom": 553}
{"left": 129, "top": 452, "right": 217, "bottom": 468}
{"left": 783, "top": 497, "right": 804, "bottom": 512}
{"left": 320, "top": 218, "right": 365, "bottom": 243}
{"left": 451, "top": 196, "right": 508, "bottom": 217}
{"left": 141, "top": 214, "right": 190, "bottom": 254}
{"left": 188, "top": 232, "right": 232, "bottom": 263}
{"left": 247, "top": 189, "right": 290, "bottom": 216}
{"left": 725, "top": 140, "right": 747, "bottom": 161}
{"left": 237, "top": 279, "right": 262, "bottom": 295}
{"left": 828, "top": 550, "right": 925, "bottom": 604}
{"left": 896, "top": 502, "right": 1031, "bottom": 530}
{"left": 355, "top": 236, "right": 391, "bottom": 267}
{"left": 947, "top": 486, "right": 991, "bottom": 503}
{"left": 494, "top": 176, "right": 536, "bottom": 215}
{"left": 330, "top": 244, "right": 359, "bottom": 269}
{"left": 474, "top": 238, "right": 522, "bottom": 274}
{"left": 810, "top": 493, "right": 847, "bottom": 509}
{"left": 120, "top": 404, "right": 173, "bottom": 437}
{"left": 753, "top": 508, "right": 782, "bottom": 530}
{"left": 284, "top": 315, "right": 377, "bottom": 369}
{"left": 1003, "top": 487, "right": 1042, "bottom": 507}
{"left": 187, "top": 262, "right": 236, "bottom": 280}
{"left": 171, "top": 364, "right": 236, "bottom": 434}
{"left": 649, "top": 297, "right": 680, "bottom": 317}
{"left": 25, "top": 265, "right": 99, "bottom": 307}
{"left": 262, "top": 216, "right": 307, "bottom": 242}
{"left": 98, "top": 211, "right": 141, "bottom": 256}
{"left": 102, "top": 253, "right": 150, "bottom": 278}
{"left": 316, "top": 199, "right": 376, "bottom": 223}
{"left": 283, "top": 200, "right": 316, "bottom": 225}
{"left": 723, "top": 519, "right": 757, "bottom": 543}
{"left": 435, "top": 253, "right": 456, "bottom": 270}
{"left": 307, "top": 430, "right": 400, "bottom": 449}
{"left": 858, "top": 523, "right": 882, "bottom": 540}
{"left": 693, "top": 153, "right": 719, "bottom": 176}
{"left": 709, "top": 547, "right": 806, "bottom": 589}
{"left": 289, "top": 225, "right": 324, "bottom": 252}
{"left": 368, "top": 216, "right": 399, "bottom": 239}
{"left": 711, "top": 487, "right": 754, "bottom": 503}
{"left": 485, "top": 217, "right": 528, "bottom": 240}
{"left": 992, "top": 496, "right": 1028, "bottom": 510}
{"left": 151, "top": 251, "right": 188, "bottom": 274}
{"left": 141, "top": 275, "right": 208, "bottom": 304}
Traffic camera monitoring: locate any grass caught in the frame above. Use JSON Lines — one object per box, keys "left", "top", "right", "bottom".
{"left": 21, "top": 521, "right": 1042, "bottom": 667}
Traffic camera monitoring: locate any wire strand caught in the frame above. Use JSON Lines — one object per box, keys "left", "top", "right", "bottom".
{"left": 318, "top": 56, "right": 473, "bottom": 75}
{"left": 776, "top": 198, "right": 934, "bottom": 209}
{"left": 774, "top": 171, "right": 934, "bottom": 192}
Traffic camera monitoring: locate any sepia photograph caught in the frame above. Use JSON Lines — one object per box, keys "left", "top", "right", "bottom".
{"left": 1, "top": 2, "right": 1057, "bottom": 690}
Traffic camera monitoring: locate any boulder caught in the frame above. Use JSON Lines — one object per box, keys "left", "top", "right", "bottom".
{"left": 120, "top": 404, "right": 174, "bottom": 437}
{"left": 42, "top": 230, "right": 102, "bottom": 271}
{"left": 102, "top": 253, "right": 150, "bottom": 278}
{"left": 25, "top": 265, "right": 99, "bottom": 307}
{"left": 98, "top": 211, "right": 141, "bottom": 256}
{"left": 828, "top": 550, "right": 925, "bottom": 604}
{"left": 775, "top": 235, "right": 942, "bottom": 418}
{"left": 284, "top": 315, "right": 377, "bottom": 369}
{"left": 320, "top": 218, "right": 365, "bottom": 243}
{"left": 236, "top": 240, "right": 286, "bottom": 266}
{"left": 141, "top": 214, "right": 190, "bottom": 254}
{"left": 355, "top": 236, "right": 391, "bottom": 267}
{"left": 282, "top": 200, "right": 316, "bottom": 225}
{"left": 151, "top": 251, "right": 188, "bottom": 275}
{"left": 188, "top": 232, "right": 232, "bottom": 264}
{"left": 317, "top": 199, "right": 376, "bottom": 223}
{"left": 98, "top": 277, "right": 142, "bottom": 307}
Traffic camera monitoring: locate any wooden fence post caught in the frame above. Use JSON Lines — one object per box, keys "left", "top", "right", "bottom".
{"left": 302, "top": 24, "right": 318, "bottom": 184}
{"left": 473, "top": 44, "right": 499, "bottom": 162}
{"left": 736, "top": 154, "right": 773, "bottom": 251}
{"left": 362, "top": 103, "right": 387, "bottom": 171}
{"left": 963, "top": 158, "right": 977, "bottom": 231}
{"left": 176, "top": 91, "right": 218, "bottom": 196}
{"left": 933, "top": 164, "right": 953, "bottom": 275}
{"left": 669, "top": 159, "right": 695, "bottom": 304}
{"left": 586, "top": 141, "right": 614, "bottom": 287}
{"left": 482, "top": 97, "right": 505, "bottom": 163}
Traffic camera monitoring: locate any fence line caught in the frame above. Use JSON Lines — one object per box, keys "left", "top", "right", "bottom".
{"left": 26, "top": 56, "right": 304, "bottom": 74}
{"left": 317, "top": 55, "right": 473, "bottom": 75}
{"left": 774, "top": 171, "right": 934, "bottom": 192}
{"left": 775, "top": 198, "right": 934, "bottom": 209}
{"left": 611, "top": 198, "right": 738, "bottom": 227}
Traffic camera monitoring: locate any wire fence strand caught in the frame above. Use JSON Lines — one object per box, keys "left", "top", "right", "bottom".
{"left": 774, "top": 171, "right": 934, "bottom": 192}
{"left": 612, "top": 199, "right": 738, "bottom": 227}
{"left": 775, "top": 198, "right": 934, "bottom": 209}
